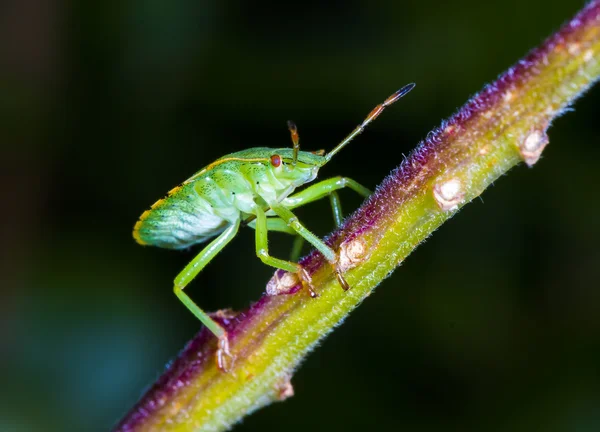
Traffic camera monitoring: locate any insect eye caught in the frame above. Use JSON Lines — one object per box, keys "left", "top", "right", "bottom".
{"left": 270, "top": 154, "right": 282, "bottom": 167}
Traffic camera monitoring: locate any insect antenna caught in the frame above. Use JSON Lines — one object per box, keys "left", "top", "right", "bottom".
{"left": 287, "top": 120, "right": 300, "bottom": 166}
{"left": 324, "top": 82, "right": 416, "bottom": 162}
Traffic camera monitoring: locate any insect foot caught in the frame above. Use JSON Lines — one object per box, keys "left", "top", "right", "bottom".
{"left": 338, "top": 237, "right": 369, "bottom": 273}
{"left": 217, "top": 335, "right": 234, "bottom": 372}
{"left": 298, "top": 266, "right": 319, "bottom": 298}
{"left": 209, "top": 309, "right": 237, "bottom": 372}
{"left": 334, "top": 265, "right": 350, "bottom": 291}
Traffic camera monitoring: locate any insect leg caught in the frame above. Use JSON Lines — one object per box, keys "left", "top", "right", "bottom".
{"left": 282, "top": 176, "right": 371, "bottom": 227}
{"left": 289, "top": 235, "right": 305, "bottom": 262}
{"left": 248, "top": 217, "right": 294, "bottom": 234}
{"left": 254, "top": 207, "right": 317, "bottom": 297}
{"left": 173, "top": 218, "right": 240, "bottom": 371}
{"left": 282, "top": 176, "right": 370, "bottom": 209}
{"left": 248, "top": 217, "right": 305, "bottom": 261}
{"left": 329, "top": 191, "right": 343, "bottom": 227}
{"left": 269, "top": 203, "right": 350, "bottom": 291}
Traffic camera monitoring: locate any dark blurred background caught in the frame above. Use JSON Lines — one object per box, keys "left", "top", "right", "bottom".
{"left": 1, "top": 1, "right": 599, "bottom": 431}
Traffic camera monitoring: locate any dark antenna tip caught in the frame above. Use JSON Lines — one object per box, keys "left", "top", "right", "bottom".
{"left": 324, "top": 82, "right": 416, "bottom": 162}
{"left": 387, "top": 83, "right": 416, "bottom": 104}
{"left": 403, "top": 82, "right": 416, "bottom": 93}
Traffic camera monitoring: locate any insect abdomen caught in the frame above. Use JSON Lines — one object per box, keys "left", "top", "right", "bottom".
{"left": 133, "top": 160, "right": 285, "bottom": 249}
{"left": 133, "top": 183, "right": 230, "bottom": 249}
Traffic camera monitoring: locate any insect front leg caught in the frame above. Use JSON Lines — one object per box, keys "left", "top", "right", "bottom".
{"left": 269, "top": 203, "right": 350, "bottom": 292}
{"left": 248, "top": 216, "right": 305, "bottom": 261}
{"left": 254, "top": 207, "right": 317, "bottom": 297}
{"left": 173, "top": 218, "right": 240, "bottom": 371}
{"left": 282, "top": 176, "right": 371, "bottom": 227}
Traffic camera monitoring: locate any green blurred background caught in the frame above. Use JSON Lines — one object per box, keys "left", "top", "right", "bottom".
{"left": 1, "top": 1, "right": 599, "bottom": 431}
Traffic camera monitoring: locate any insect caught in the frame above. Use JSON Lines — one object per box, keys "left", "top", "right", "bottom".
{"left": 133, "top": 83, "right": 415, "bottom": 370}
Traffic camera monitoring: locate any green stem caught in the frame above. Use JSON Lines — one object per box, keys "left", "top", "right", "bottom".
{"left": 116, "top": 2, "right": 600, "bottom": 431}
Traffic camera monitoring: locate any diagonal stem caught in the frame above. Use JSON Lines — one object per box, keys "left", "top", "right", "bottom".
{"left": 115, "top": 2, "right": 600, "bottom": 431}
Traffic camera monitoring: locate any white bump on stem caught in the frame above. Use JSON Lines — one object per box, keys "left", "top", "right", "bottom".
{"left": 567, "top": 42, "right": 581, "bottom": 55}
{"left": 584, "top": 49, "right": 594, "bottom": 62}
{"left": 274, "top": 374, "right": 294, "bottom": 401}
{"left": 266, "top": 270, "right": 299, "bottom": 296}
{"left": 338, "top": 237, "right": 368, "bottom": 273}
{"left": 433, "top": 178, "right": 464, "bottom": 211}
{"left": 519, "top": 130, "right": 549, "bottom": 166}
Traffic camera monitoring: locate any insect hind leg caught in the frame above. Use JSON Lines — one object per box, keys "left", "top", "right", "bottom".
{"left": 173, "top": 218, "right": 240, "bottom": 371}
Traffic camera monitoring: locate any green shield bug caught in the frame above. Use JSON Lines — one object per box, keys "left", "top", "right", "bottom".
{"left": 133, "top": 83, "right": 415, "bottom": 370}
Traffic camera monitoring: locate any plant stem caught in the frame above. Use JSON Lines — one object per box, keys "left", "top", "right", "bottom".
{"left": 116, "top": 2, "right": 600, "bottom": 431}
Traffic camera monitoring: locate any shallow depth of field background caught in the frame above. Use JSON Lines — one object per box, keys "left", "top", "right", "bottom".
{"left": 1, "top": 1, "right": 599, "bottom": 431}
